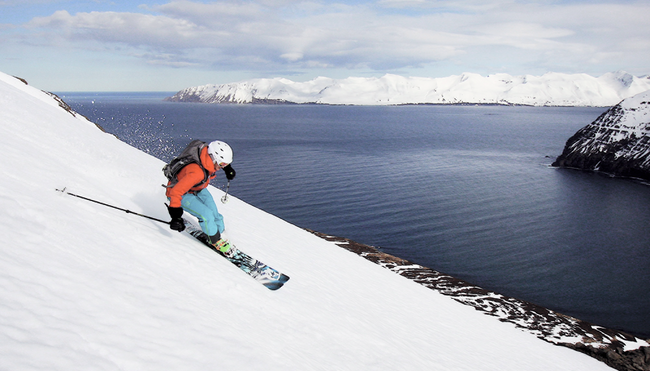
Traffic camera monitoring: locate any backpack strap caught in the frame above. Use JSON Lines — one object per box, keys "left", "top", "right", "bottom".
{"left": 163, "top": 140, "right": 210, "bottom": 189}
{"left": 191, "top": 143, "right": 210, "bottom": 189}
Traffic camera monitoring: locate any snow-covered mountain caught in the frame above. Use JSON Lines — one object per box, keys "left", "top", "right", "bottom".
{"left": 553, "top": 90, "right": 650, "bottom": 180}
{"left": 166, "top": 71, "right": 650, "bottom": 107}
{"left": 0, "top": 70, "right": 646, "bottom": 371}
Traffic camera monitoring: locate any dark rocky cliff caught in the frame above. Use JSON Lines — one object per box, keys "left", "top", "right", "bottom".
{"left": 553, "top": 90, "right": 650, "bottom": 180}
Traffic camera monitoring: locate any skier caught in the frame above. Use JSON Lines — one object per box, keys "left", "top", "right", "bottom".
{"left": 165, "top": 140, "right": 236, "bottom": 253}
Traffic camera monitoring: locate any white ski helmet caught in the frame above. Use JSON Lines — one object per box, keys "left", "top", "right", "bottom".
{"left": 207, "top": 140, "right": 233, "bottom": 166}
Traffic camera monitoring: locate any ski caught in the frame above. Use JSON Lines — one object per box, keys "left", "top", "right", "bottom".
{"left": 183, "top": 219, "right": 290, "bottom": 290}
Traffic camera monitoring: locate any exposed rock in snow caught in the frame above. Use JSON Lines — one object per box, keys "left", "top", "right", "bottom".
{"left": 553, "top": 90, "right": 650, "bottom": 180}
{"left": 165, "top": 72, "right": 650, "bottom": 107}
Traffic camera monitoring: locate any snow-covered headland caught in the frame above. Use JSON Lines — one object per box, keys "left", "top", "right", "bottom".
{"left": 165, "top": 71, "right": 650, "bottom": 107}
{"left": 553, "top": 90, "right": 650, "bottom": 181}
{"left": 0, "top": 70, "right": 648, "bottom": 371}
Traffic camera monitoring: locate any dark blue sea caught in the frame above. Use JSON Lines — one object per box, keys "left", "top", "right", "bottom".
{"left": 60, "top": 92, "right": 650, "bottom": 339}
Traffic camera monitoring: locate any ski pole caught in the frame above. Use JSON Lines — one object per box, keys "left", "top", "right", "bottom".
{"left": 221, "top": 180, "right": 230, "bottom": 204}
{"left": 55, "top": 187, "right": 170, "bottom": 225}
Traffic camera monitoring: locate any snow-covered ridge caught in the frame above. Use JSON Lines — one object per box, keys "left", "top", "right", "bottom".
{"left": 553, "top": 90, "right": 650, "bottom": 180}
{"left": 166, "top": 71, "right": 650, "bottom": 107}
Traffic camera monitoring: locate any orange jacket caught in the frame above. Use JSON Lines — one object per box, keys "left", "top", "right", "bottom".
{"left": 166, "top": 146, "right": 217, "bottom": 208}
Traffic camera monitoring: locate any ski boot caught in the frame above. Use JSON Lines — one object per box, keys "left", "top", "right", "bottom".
{"left": 212, "top": 238, "right": 235, "bottom": 258}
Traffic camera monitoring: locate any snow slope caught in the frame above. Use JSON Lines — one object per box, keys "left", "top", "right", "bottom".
{"left": 0, "top": 71, "right": 615, "bottom": 370}
{"left": 166, "top": 71, "right": 650, "bottom": 107}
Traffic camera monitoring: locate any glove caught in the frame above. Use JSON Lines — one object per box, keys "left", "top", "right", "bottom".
{"left": 170, "top": 218, "right": 185, "bottom": 232}
{"left": 168, "top": 206, "right": 185, "bottom": 232}
{"left": 223, "top": 164, "right": 236, "bottom": 180}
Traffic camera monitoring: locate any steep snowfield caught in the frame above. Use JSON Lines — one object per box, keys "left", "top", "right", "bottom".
{"left": 616, "top": 90, "right": 650, "bottom": 139}
{"left": 0, "top": 71, "right": 614, "bottom": 370}
{"left": 166, "top": 71, "right": 650, "bottom": 106}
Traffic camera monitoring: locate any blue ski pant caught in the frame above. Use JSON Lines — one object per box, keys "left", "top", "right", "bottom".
{"left": 179, "top": 189, "right": 225, "bottom": 237}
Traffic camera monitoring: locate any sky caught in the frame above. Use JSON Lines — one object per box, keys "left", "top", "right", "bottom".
{"left": 0, "top": 0, "right": 648, "bottom": 91}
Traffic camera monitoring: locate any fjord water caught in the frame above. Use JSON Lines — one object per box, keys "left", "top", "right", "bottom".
{"left": 62, "top": 92, "right": 650, "bottom": 338}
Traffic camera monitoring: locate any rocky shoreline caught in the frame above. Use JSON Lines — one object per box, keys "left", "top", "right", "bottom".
{"left": 308, "top": 229, "right": 650, "bottom": 371}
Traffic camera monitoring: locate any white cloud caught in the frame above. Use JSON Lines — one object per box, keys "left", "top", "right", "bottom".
{"left": 28, "top": 10, "right": 210, "bottom": 48}
{"left": 281, "top": 52, "right": 304, "bottom": 62}
{"left": 12, "top": 0, "right": 650, "bottom": 77}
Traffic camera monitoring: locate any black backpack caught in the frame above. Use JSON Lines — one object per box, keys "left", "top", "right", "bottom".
{"left": 162, "top": 140, "right": 210, "bottom": 188}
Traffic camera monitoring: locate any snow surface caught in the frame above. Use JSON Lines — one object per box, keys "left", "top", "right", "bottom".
{"left": 614, "top": 90, "right": 650, "bottom": 139}
{"left": 167, "top": 71, "right": 650, "bottom": 106}
{"left": 0, "top": 71, "right": 614, "bottom": 370}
